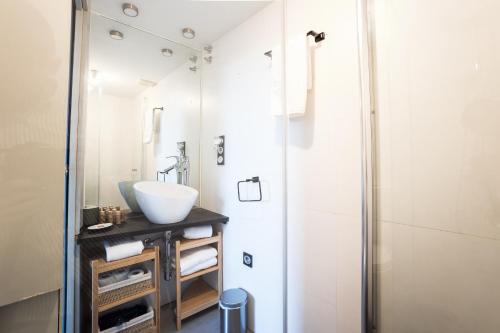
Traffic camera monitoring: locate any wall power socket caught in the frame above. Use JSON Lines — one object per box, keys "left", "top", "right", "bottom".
{"left": 243, "top": 252, "right": 253, "bottom": 268}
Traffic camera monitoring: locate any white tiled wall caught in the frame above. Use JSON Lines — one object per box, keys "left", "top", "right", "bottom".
{"left": 374, "top": 0, "right": 500, "bottom": 331}
{"left": 286, "top": 0, "right": 363, "bottom": 332}
{"left": 200, "top": 3, "right": 285, "bottom": 332}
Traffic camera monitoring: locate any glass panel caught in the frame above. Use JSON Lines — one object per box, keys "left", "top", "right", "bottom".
{"left": 372, "top": 0, "right": 500, "bottom": 331}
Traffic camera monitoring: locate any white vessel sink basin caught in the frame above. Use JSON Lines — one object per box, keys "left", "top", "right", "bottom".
{"left": 133, "top": 181, "right": 198, "bottom": 224}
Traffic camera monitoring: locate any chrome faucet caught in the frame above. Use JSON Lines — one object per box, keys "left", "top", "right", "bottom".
{"left": 159, "top": 142, "right": 190, "bottom": 186}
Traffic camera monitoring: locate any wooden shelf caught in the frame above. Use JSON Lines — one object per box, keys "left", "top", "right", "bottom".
{"left": 94, "top": 248, "right": 156, "bottom": 273}
{"left": 179, "top": 235, "right": 221, "bottom": 252}
{"left": 180, "top": 265, "right": 219, "bottom": 282}
{"left": 175, "top": 232, "right": 223, "bottom": 329}
{"left": 91, "top": 246, "right": 160, "bottom": 333}
{"left": 180, "top": 279, "right": 219, "bottom": 320}
{"left": 98, "top": 287, "right": 157, "bottom": 313}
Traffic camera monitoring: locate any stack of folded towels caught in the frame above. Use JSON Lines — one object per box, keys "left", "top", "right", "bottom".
{"left": 175, "top": 245, "right": 218, "bottom": 276}
{"left": 173, "top": 225, "right": 217, "bottom": 276}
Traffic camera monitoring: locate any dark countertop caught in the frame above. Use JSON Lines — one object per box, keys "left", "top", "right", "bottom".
{"left": 77, "top": 207, "right": 228, "bottom": 245}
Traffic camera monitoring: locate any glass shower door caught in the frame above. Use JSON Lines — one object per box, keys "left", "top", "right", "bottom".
{"left": 371, "top": 0, "right": 500, "bottom": 332}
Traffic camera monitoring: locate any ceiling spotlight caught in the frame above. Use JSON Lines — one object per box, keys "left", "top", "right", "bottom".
{"left": 182, "top": 28, "right": 195, "bottom": 39}
{"left": 109, "top": 30, "right": 124, "bottom": 40}
{"left": 161, "top": 48, "right": 173, "bottom": 57}
{"left": 122, "top": 3, "right": 139, "bottom": 17}
{"left": 138, "top": 79, "right": 157, "bottom": 87}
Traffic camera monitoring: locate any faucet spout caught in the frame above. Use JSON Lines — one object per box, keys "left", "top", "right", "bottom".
{"left": 163, "top": 156, "right": 180, "bottom": 174}
{"left": 163, "top": 164, "right": 176, "bottom": 174}
{"left": 158, "top": 152, "right": 189, "bottom": 186}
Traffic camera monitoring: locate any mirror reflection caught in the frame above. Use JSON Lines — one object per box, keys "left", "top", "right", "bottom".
{"left": 84, "top": 14, "right": 201, "bottom": 209}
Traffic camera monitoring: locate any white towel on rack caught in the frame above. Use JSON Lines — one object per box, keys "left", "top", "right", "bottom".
{"left": 183, "top": 225, "right": 213, "bottom": 239}
{"left": 104, "top": 240, "right": 144, "bottom": 262}
{"left": 181, "top": 257, "right": 218, "bottom": 276}
{"left": 286, "top": 34, "right": 313, "bottom": 117}
{"left": 178, "top": 245, "right": 218, "bottom": 274}
{"left": 142, "top": 97, "right": 153, "bottom": 144}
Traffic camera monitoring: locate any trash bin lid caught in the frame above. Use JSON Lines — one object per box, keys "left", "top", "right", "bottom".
{"left": 220, "top": 288, "right": 248, "bottom": 309}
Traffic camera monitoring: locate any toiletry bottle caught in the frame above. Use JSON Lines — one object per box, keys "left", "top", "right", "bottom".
{"left": 106, "top": 209, "right": 114, "bottom": 224}
{"left": 99, "top": 208, "right": 106, "bottom": 224}
{"left": 113, "top": 209, "right": 122, "bottom": 225}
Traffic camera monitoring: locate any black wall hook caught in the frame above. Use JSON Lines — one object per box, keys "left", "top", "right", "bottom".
{"left": 307, "top": 30, "right": 326, "bottom": 43}
{"left": 264, "top": 30, "right": 326, "bottom": 58}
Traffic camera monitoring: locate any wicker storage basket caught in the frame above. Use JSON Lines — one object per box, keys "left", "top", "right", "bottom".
{"left": 121, "top": 318, "right": 155, "bottom": 333}
{"left": 98, "top": 279, "right": 154, "bottom": 307}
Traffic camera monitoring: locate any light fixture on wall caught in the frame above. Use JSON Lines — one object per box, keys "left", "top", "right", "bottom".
{"left": 203, "top": 45, "right": 213, "bottom": 64}
{"left": 182, "top": 27, "right": 195, "bottom": 39}
{"left": 122, "top": 3, "right": 139, "bottom": 17}
{"left": 161, "top": 48, "right": 173, "bottom": 57}
{"left": 109, "top": 30, "right": 124, "bottom": 40}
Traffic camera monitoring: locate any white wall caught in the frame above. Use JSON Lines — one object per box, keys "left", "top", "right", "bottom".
{"left": 84, "top": 91, "right": 142, "bottom": 208}
{"left": 137, "top": 62, "right": 201, "bottom": 192}
{"left": 286, "top": 0, "right": 363, "bottom": 332}
{"left": 200, "top": 2, "right": 285, "bottom": 332}
{"left": 374, "top": 0, "right": 500, "bottom": 332}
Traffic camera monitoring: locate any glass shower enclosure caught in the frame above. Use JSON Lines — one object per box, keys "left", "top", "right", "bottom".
{"left": 367, "top": 0, "right": 500, "bottom": 332}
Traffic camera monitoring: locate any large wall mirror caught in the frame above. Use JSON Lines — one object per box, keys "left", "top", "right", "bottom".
{"left": 84, "top": 12, "right": 201, "bottom": 209}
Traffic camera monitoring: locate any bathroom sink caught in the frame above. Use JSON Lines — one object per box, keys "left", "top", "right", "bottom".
{"left": 118, "top": 181, "right": 142, "bottom": 213}
{"left": 133, "top": 181, "right": 198, "bottom": 224}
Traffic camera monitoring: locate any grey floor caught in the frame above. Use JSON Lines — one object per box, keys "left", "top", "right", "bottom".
{"left": 160, "top": 304, "right": 219, "bottom": 333}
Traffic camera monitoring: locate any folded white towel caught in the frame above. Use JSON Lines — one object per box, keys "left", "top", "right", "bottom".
{"left": 104, "top": 240, "right": 144, "bottom": 262}
{"left": 183, "top": 225, "right": 213, "bottom": 239}
{"left": 178, "top": 245, "right": 218, "bottom": 274}
{"left": 142, "top": 98, "right": 153, "bottom": 144}
{"left": 181, "top": 257, "right": 218, "bottom": 276}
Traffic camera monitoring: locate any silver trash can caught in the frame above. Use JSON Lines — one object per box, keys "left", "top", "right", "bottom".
{"left": 219, "top": 288, "right": 248, "bottom": 333}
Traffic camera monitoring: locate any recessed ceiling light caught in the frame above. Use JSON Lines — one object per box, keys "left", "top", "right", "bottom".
{"left": 182, "top": 28, "right": 195, "bottom": 39}
{"left": 109, "top": 30, "right": 124, "bottom": 40}
{"left": 138, "top": 79, "right": 157, "bottom": 87}
{"left": 161, "top": 48, "right": 173, "bottom": 57}
{"left": 122, "top": 3, "right": 139, "bottom": 17}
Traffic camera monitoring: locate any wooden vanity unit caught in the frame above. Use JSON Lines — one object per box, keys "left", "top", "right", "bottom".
{"left": 77, "top": 207, "right": 229, "bottom": 333}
